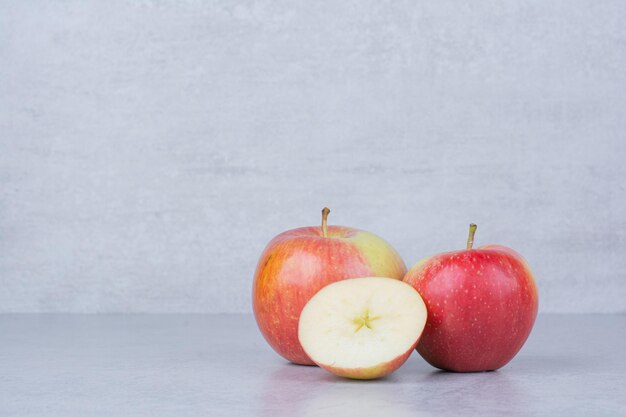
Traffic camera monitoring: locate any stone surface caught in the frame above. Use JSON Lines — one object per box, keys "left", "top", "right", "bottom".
{"left": 0, "top": 314, "right": 624, "bottom": 416}
{"left": 1, "top": 1, "right": 626, "bottom": 313}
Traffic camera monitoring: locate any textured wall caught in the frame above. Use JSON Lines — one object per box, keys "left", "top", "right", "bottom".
{"left": 1, "top": 1, "right": 625, "bottom": 313}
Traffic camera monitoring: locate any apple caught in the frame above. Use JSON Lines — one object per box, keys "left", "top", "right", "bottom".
{"left": 298, "top": 277, "right": 427, "bottom": 379}
{"left": 403, "top": 224, "right": 539, "bottom": 372}
{"left": 253, "top": 208, "right": 407, "bottom": 365}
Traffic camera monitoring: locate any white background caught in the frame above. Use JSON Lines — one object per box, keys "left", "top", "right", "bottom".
{"left": 1, "top": 1, "right": 625, "bottom": 313}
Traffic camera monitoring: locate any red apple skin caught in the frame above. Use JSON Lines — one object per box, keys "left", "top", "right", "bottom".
{"left": 403, "top": 245, "right": 538, "bottom": 372}
{"left": 253, "top": 226, "right": 407, "bottom": 365}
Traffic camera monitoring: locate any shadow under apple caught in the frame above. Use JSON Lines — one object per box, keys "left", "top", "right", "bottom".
{"left": 258, "top": 364, "right": 429, "bottom": 417}
{"left": 412, "top": 369, "right": 532, "bottom": 417}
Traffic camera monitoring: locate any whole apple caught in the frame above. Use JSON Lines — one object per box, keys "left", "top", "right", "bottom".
{"left": 253, "top": 208, "right": 407, "bottom": 365}
{"left": 403, "top": 224, "right": 538, "bottom": 372}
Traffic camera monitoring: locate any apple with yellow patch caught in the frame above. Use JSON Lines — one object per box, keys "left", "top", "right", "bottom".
{"left": 298, "top": 277, "right": 427, "bottom": 379}
{"left": 253, "top": 209, "right": 407, "bottom": 365}
{"left": 403, "top": 224, "right": 539, "bottom": 372}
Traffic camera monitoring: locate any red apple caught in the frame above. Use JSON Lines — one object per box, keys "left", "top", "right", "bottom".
{"left": 403, "top": 224, "right": 538, "bottom": 372}
{"left": 253, "top": 208, "right": 407, "bottom": 365}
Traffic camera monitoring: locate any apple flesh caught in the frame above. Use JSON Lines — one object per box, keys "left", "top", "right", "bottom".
{"left": 403, "top": 224, "right": 539, "bottom": 372}
{"left": 298, "top": 277, "right": 427, "bottom": 379}
{"left": 253, "top": 209, "right": 407, "bottom": 365}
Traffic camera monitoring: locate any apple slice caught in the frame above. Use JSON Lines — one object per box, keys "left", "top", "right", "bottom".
{"left": 298, "top": 277, "right": 427, "bottom": 380}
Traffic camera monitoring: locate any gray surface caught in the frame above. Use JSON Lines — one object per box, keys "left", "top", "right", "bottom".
{"left": 0, "top": 314, "right": 624, "bottom": 417}
{"left": 1, "top": 1, "right": 626, "bottom": 314}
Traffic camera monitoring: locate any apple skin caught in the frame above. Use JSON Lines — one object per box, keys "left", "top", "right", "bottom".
{"left": 313, "top": 339, "right": 420, "bottom": 380}
{"left": 403, "top": 244, "right": 538, "bottom": 372}
{"left": 253, "top": 225, "right": 407, "bottom": 365}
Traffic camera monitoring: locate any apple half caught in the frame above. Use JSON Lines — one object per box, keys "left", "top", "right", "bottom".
{"left": 298, "top": 277, "right": 427, "bottom": 380}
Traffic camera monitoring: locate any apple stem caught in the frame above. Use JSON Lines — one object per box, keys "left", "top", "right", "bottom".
{"left": 466, "top": 223, "right": 477, "bottom": 250}
{"left": 321, "top": 207, "right": 330, "bottom": 238}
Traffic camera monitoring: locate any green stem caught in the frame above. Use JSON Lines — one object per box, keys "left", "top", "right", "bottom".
{"left": 466, "top": 223, "right": 477, "bottom": 250}
{"left": 321, "top": 207, "right": 330, "bottom": 238}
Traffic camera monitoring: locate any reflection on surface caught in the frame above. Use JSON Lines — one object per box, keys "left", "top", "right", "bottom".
{"left": 259, "top": 364, "right": 427, "bottom": 417}
{"left": 416, "top": 370, "right": 531, "bottom": 417}
{"left": 257, "top": 360, "right": 537, "bottom": 417}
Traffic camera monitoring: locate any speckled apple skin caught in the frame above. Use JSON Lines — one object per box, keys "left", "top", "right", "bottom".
{"left": 404, "top": 245, "right": 538, "bottom": 372}
{"left": 313, "top": 338, "right": 421, "bottom": 380}
{"left": 253, "top": 226, "right": 407, "bottom": 365}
